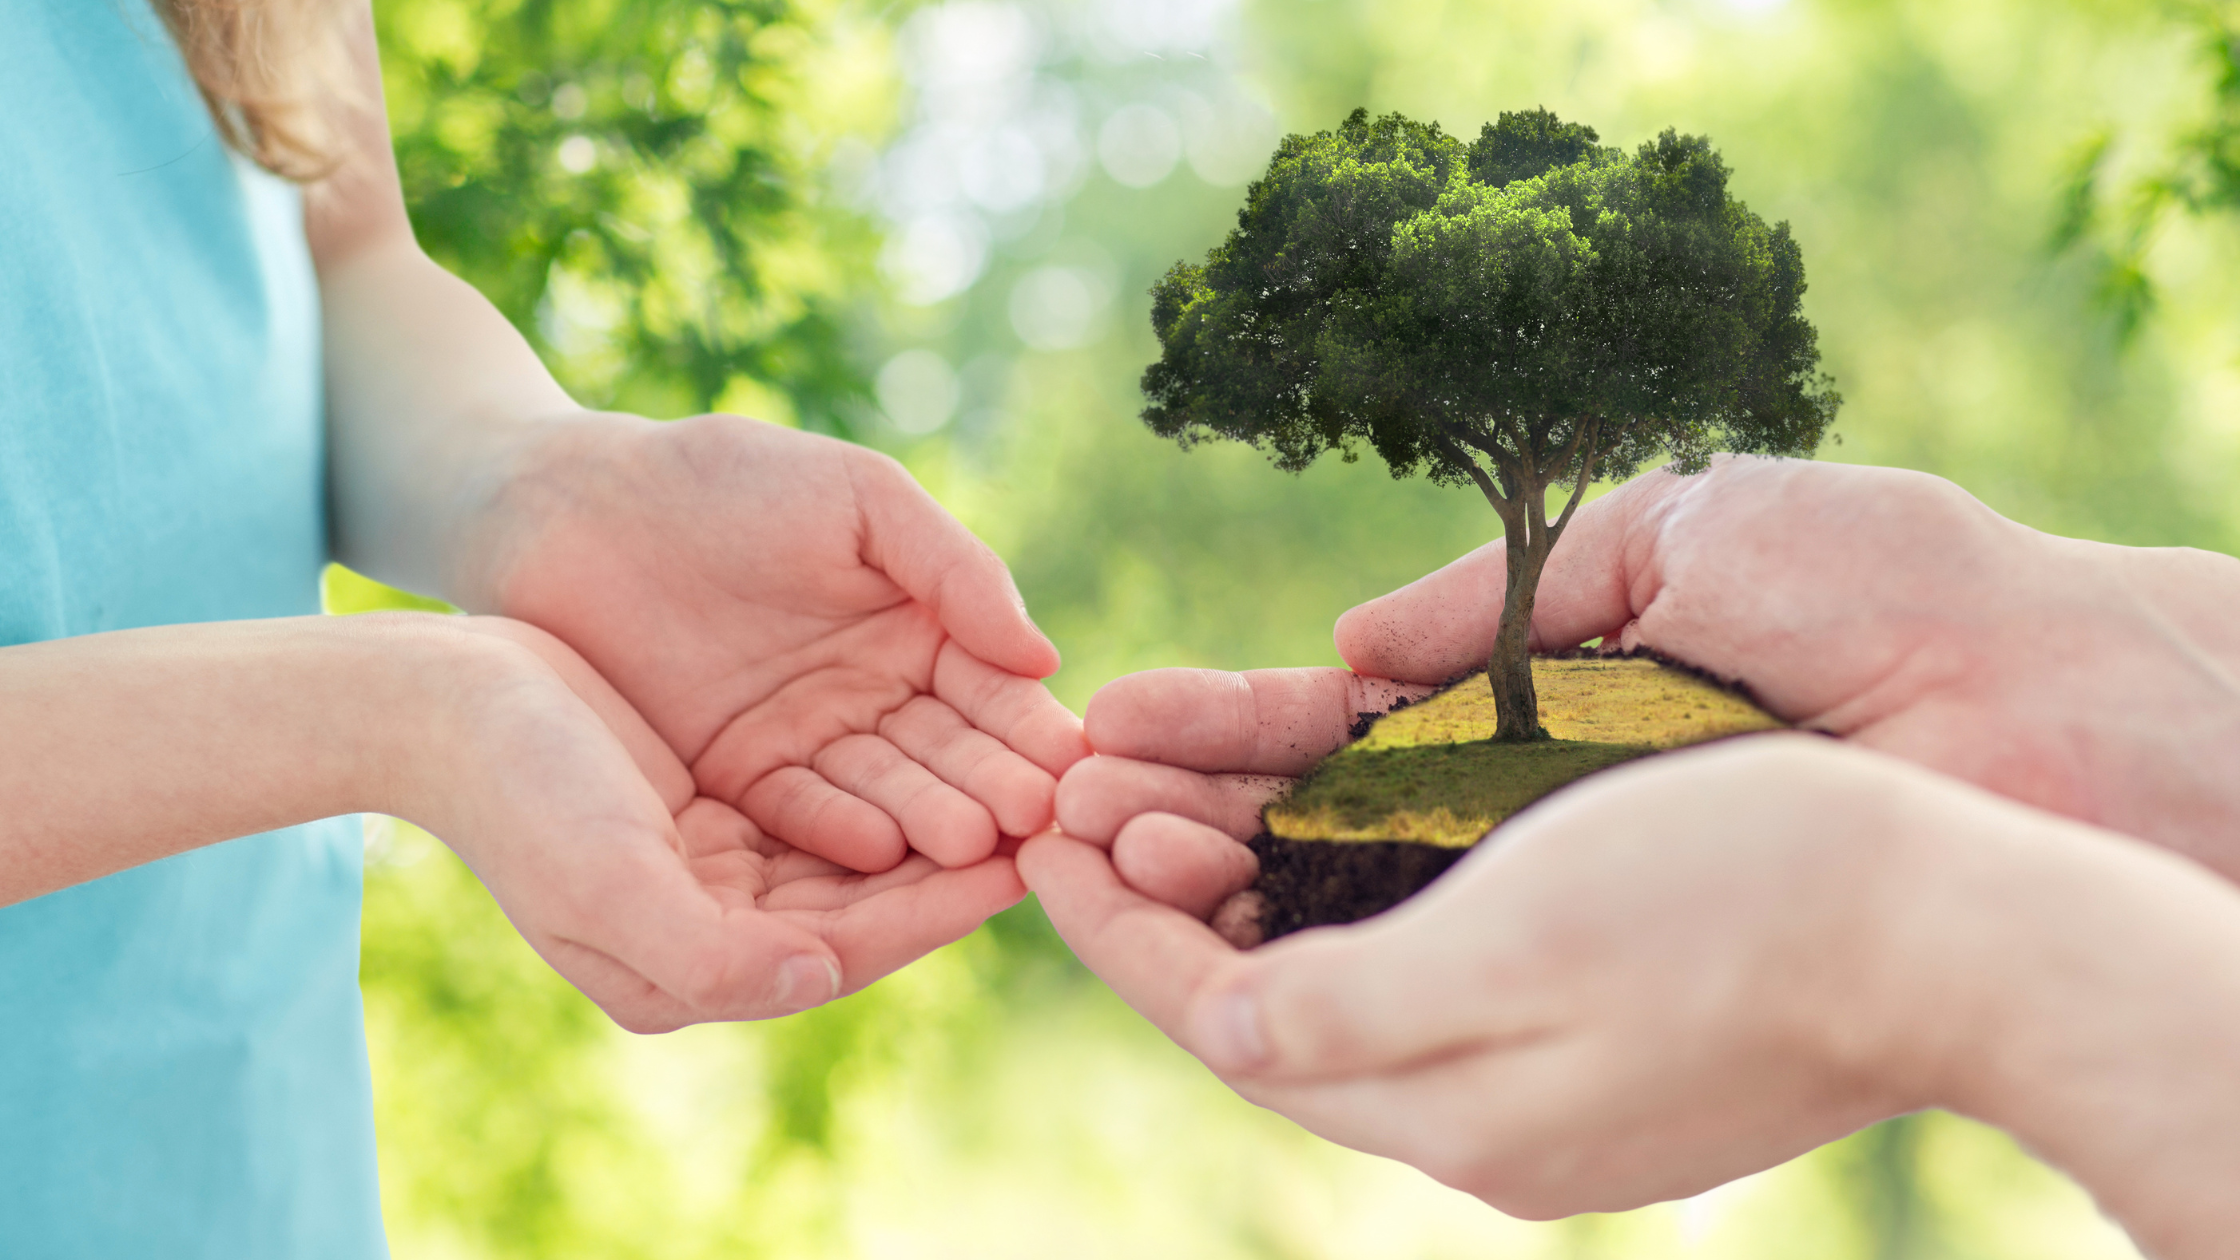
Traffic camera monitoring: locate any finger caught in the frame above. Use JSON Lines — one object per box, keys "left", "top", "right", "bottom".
{"left": 1332, "top": 468, "right": 1698, "bottom": 683}
{"left": 880, "top": 693, "right": 1060, "bottom": 837}
{"left": 1019, "top": 832, "right": 1250, "bottom": 1040}
{"left": 535, "top": 935, "right": 702, "bottom": 1034}
{"left": 674, "top": 795, "right": 776, "bottom": 861}
{"left": 853, "top": 452, "right": 1062, "bottom": 679}
{"left": 1192, "top": 908, "right": 1520, "bottom": 1081}
{"left": 1112, "top": 812, "right": 1260, "bottom": 920}
{"left": 740, "top": 763, "right": 910, "bottom": 873}
{"left": 932, "top": 640, "right": 1089, "bottom": 777}
{"left": 1026, "top": 825, "right": 1516, "bottom": 1077}
{"left": 1083, "top": 667, "right": 1432, "bottom": 773}
{"left": 688, "top": 666, "right": 917, "bottom": 809}
{"left": 808, "top": 855, "right": 1028, "bottom": 991}
{"left": 758, "top": 848, "right": 947, "bottom": 910}
{"left": 674, "top": 796, "right": 859, "bottom": 906}
{"left": 1055, "top": 754, "right": 1286, "bottom": 844}
{"left": 534, "top": 839, "right": 847, "bottom": 1027}
{"left": 1210, "top": 891, "right": 1267, "bottom": 949}
{"left": 815, "top": 733, "right": 999, "bottom": 868}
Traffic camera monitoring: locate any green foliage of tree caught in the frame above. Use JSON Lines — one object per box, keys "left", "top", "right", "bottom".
{"left": 375, "top": 0, "right": 876, "bottom": 427}
{"left": 1142, "top": 108, "right": 1839, "bottom": 738}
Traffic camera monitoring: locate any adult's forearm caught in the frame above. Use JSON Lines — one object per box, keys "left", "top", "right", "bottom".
{"left": 0, "top": 615, "right": 473, "bottom": 905}
{"left": 1923, "top": 796, "right": 2240, "bottom": 1259}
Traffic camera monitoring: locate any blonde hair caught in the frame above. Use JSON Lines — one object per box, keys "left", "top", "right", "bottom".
{"left": 151, "top": 0, "right": 354, "bottom": 180}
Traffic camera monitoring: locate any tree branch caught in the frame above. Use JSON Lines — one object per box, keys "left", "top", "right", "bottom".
{"left": 1550, "top": 415, "right": 1594, "bottom": 483}
{"left": 1548, "top": 417, "right": 1605, "bottom": 539}
{"left": 1492, "top": 414, "right": 1535, "bottom": 473}
{"left": 1447, "top": 423, "right": 1525, "bottom": 492}
{"left": 1435, "top": 431, "right": 1516, "bottom": 523}
{"left": 1442, "top": 423, "right": 1524, "bottom": 500}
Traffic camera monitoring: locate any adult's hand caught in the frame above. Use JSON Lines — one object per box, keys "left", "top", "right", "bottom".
{"left": 466, "top": 414, "right": 1086, "bottom": 884}
{"left": 1024, "top": 738, "right": 2240, "bottom": 1257}
{"left": 1337, "top": 456, "right": 2240, "bottom": 877}
{"left": 1061, "top": 458, "right": 2240, "bottom": 895}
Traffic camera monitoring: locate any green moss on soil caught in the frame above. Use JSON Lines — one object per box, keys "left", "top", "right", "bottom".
{"left": 1265, "top": 656, "right": 1784, "bottom": 847}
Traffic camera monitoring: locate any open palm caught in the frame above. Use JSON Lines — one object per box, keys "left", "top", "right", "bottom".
{"left": 433, "top": 617, "right": 1028, "bottom": 1033}
{"left": 480, "top": 414, "right": 1086, "bottom": 996}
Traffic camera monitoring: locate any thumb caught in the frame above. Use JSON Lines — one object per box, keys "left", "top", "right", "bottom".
{"left": 1187, "top": 898, "right": 1515, "bottom": 1080}
{"left": 855, "top": 453, "right": 1061, "bottom": 679}
{"left": 1332, "top": 470, "right": 1691, "bottom": 683}
{"left": 1028, "top": 827, "right": 1518, "bottom": 1082}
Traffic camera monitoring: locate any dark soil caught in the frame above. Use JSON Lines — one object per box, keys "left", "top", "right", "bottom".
{"left": 1247, "top": 832, "right": 1468, "bottom": 941}
{"left": 1242, "top": 651, "right": 1784, "bottom": 944}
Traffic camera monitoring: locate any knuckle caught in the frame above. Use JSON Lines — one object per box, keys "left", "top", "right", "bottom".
{"left": 877, "top": 693, "right": 950, "bottom": 741}
{"left": 950, "top": 734, "right": 1012, "bottom": 785}
{"left": 747, "top": 764, "right": 817, "bottom": 817}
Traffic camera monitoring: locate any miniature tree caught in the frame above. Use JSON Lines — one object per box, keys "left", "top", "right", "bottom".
{"left": 1142, "top": 108, "right": 1840, "bottom": 740}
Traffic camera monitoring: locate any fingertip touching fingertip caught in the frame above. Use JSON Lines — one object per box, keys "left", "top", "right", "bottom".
{"left": 919, "top": 828, "right": 1003, "bottom": 870}
{"left": 1012, "top": 829, "right": 1092, "bottom": 892}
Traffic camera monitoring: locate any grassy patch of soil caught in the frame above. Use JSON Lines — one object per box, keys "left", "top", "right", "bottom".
{"left": 1247, "top": 655, "right": 1783, "bottom": 941}
{"left": 1268, "top": 656, "right": 1784, "bottom": 847}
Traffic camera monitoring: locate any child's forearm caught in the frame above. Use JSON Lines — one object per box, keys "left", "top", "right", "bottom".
{"left": 0, "top": 614, "right": 503, "bottom": 905}
{"left": 307, "top": 5, "right": 589, "bottom": 610}
{"left": 317, "top": 236, "right": 595, "bottom": 609}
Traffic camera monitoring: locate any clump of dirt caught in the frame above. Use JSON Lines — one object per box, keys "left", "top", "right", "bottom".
{"left": 1245, "top": 833, "right": 1468, "bottom": 940}
{"left": 1244, "top": 652, "right": 1783, "bottom": 944}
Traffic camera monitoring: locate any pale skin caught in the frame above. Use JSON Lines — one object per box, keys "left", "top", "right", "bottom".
{"left": 1030, "top": 458, "right": 2240, "bottom": 1255}
{"left": 0, "top": 1, "right": 1085, "bottom": 1031}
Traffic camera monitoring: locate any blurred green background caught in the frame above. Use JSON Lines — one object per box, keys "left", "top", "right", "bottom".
{"left": 341, "top": 0, "right": 2240, "bottom": 1254}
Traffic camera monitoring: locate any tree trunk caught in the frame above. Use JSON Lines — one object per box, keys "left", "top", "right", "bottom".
{"left": 1489, "top": 522, "right": 1550, "bottom": 742}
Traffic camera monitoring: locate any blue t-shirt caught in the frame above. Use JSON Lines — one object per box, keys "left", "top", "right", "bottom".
{"left": 0, "top": 2, "right": 386, "bottom": 1255}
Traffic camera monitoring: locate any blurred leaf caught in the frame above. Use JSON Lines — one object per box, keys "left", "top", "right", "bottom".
{"left": 376, "top": 0, "right": 881, "bottom": 429}
{"left": 2056, "top": 2, "right": 2240, "bottom": 341}
{"left": 2048, "top": 128, "right": 2111, "bottom": 251}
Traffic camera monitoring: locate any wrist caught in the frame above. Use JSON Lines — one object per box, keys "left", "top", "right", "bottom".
{"left": 442, "top": 409, "right": 654, "bottom": 613}
{"left": 341, "top": 613, "right": 558, "bottom": 824}
{"left": 0, "top": 613, "right": 517, "bottom": 903}
{"left": 1907, "top": 787, "right": 2240, "bottom": 1258}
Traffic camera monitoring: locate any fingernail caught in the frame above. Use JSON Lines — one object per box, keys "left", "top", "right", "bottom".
{"left": 1195, "top": 990, "right": 1269, "bottom": 1071}
{"left": 777, "top": 954, "right": 841, "bottom": 1012}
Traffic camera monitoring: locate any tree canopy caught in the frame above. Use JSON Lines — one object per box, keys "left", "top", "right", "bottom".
{"left": 1142, "top": 107, "right": 1839, "bottom": 503}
